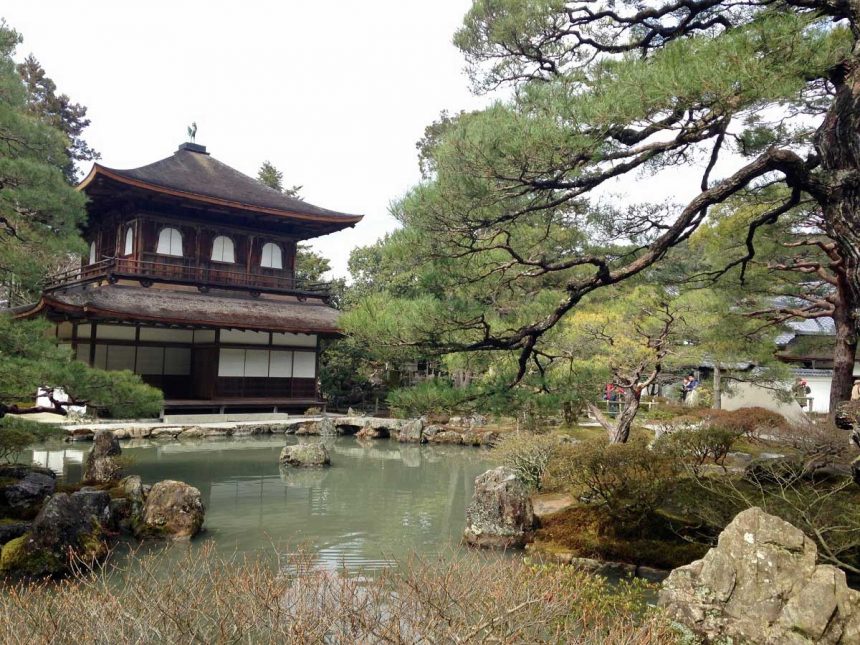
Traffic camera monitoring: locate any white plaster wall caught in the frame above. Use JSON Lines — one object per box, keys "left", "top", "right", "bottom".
{"left": 721, "top": 383, "right": 807, "bottom": 424}
{"left": 804, "top": 376, "right": 832, "bottom": 414}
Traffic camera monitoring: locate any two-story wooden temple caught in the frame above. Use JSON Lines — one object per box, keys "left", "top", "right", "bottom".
{"left": 14, "top": 142, "right": 362, "bottom": 413}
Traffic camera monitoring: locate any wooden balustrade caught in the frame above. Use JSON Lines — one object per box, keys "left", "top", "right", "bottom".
{"left": 45, "top": 256, "right": 330, "bottom": 298}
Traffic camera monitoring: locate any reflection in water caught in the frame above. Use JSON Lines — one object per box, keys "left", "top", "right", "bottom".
{"left": 25, "top": 436, "right": 494, "bottom": 572}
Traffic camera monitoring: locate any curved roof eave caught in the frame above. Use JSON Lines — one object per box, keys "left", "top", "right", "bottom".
{"left": 78, "top": 164, "right": 364, "bottom": 226}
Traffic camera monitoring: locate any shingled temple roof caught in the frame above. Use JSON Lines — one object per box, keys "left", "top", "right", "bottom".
{"left": 16, "top": 285, "right": 342, "bottom": 335}
{"left": 78, "top": 143, "right": 363, "bottom": 227}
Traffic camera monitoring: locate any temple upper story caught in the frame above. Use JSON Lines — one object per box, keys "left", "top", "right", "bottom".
{"left": 47, "top": 142, "right": 362, "bottom": 298}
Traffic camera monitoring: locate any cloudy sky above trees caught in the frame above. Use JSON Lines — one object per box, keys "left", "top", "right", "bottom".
{"left": 4, "top": 1, "right": 717, "bottom": 278}
{"left": 3, "top": 1, "right": 492, "bottom": 277}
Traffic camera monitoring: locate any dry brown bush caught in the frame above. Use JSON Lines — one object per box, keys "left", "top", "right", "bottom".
{"left": 0, "top": 543, "right": 682, "bottom": 644}
{"left": 492, "top": 431, "right": 561, "bottom": 490}
{"left": 766, "top": 420, "right": 856, "bottom": 470}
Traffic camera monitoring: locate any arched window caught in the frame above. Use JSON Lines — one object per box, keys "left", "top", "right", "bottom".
{"left": 156, "top": 227, "right": 183, "bottom": 256}
{"left": 88, "top": 241, "right": 97, "bottom": 265}
{"left": 211, "top": 235, "right": 235, "bottom": 263}
{"left": 260, "top": 242, "right": 283, "bottom": 269}
{"left": 123, "top": 227, "right": 134, "bottom": 256}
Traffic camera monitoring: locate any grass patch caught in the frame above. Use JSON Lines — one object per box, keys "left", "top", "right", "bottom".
{"left": 556, "top": 425, "right": 607, "bottom": 441}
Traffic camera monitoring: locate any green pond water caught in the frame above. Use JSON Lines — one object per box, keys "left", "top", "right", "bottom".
{"left": 26, "top": 436, "right": 496, "bottom": 571}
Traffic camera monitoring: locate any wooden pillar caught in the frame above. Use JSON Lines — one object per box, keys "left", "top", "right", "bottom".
{"left": 88, "top": 323, "right": 97, "bottom": 367}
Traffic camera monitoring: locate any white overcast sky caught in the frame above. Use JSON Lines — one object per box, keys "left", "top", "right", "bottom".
{"left": 2, "top": 1, "right": 490, "bottom": 278}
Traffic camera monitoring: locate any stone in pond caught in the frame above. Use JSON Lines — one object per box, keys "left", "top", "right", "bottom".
{"left": 279, "top": 443, "right": 331, "bottom": 468}
{"left": 139, "top": 480, "right": 205, "bottom": 539}
{"left": 430, "top": 430, "right": 464, "bottom": 445}
{"left": 464, "top": 466, "right": 535, "bottom": 549}
{"left": 0, "top": 489, "right": 113, "bottom": 577}
{"left": 83, "top": 429, "right": 123, "bottom": 483}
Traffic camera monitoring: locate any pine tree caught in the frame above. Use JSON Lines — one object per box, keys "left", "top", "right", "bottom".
{"left": 0, "top": 22, "right": 87, "bottom": 302}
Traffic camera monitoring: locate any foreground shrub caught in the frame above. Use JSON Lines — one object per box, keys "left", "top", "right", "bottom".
{"left": 547, "top": 439, "right": 681, "bottom": 530}
{"left": 492, "top": 432, "right": 561, "bottom": 490}
{"left": 0, "top": 544, "right": 682, "bottom": 644}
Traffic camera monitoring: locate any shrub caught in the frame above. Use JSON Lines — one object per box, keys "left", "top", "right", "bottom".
{"left": 0, "top": 416, "right": 64, "bottom": 463}
{"left": 709, "top": 407, "right": 788, "bottom": 439}
{"left": 658, "top": 424, "right": 741, "bottom": 474}
{"left": 0, "top": 545, "right": 682, "bottom": 643}
{"left": 492, "top": 432, "right": 561, "bottom": 490}
{"left": 387, "top": 378, "right": 474, "bottom": 418}
{"left": 0, "top": 426, "right": 31, "bottom": 464}
{"left": 547, "top": 439, "right": 681, "bottom": 530}
{"left": 691, "top": 464, "right": 860, "bottom": 574}
{"left": 652, "top": 407, "right": 789, "bottom": 443}
{"left": 766, "top": 420, "right": 856, "bottom": 469}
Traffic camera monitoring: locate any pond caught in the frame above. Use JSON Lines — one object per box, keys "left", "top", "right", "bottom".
{"left": 26, "top": 436, "right": 496, "bottom": 571}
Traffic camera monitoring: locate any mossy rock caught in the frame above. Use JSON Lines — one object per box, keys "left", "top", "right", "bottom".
{"left": 0, "top": 534, "right": 63, "bottom": 578}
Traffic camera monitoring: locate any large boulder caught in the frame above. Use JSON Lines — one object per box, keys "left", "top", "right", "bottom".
{"left": 83, "top": 430, "right": 123, "bottom": 483}
{"left": 0, "top": 520, "right": 30, "bottom": 546}
{"left": 1, "top": 468, "right": 56, "bottom": 512}
{"left": 461, "top": 430, "right": 500, "bottom": 447}
{"left": 111, "top": 426, "right": 153, "bottom": 440}
{"left": 397, "top": 419, "right": 425, "bottom": 443}
{"left": 279, "top": 443, "right": 331, "bottom": 468}
{"left": 463, "top": 467, "right": 536, "bottom": 549}
{"left": 0, "top": 489, "right": 112, "bottom": 577}
{"left": 139, "top": 480, "right": 204, "bottom": 539}
{"left": 659, "top": 507, "right": 860, "bottom": 644}
{"left": 150, "top": 426, "right": 184, "bottom": 439}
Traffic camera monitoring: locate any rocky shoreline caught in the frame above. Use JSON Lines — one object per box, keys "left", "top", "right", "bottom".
{"left": 0, "top": 430, "right": 205, "bottom": 579}
{"left": 63, "top": 415, "right": 501, "bottom": 447}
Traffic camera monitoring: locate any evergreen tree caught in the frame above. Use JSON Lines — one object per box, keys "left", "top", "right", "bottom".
{"left": 0, "top": 22, "right": 87, "bottom": 302}
{"left": 346, "top": 0, "right": 860, "bottom": 394}
{"left": 17, "top": 54, "right": 99, "bottom": 183}
{"left": 257, "top": 160, "right": 302, "bottom": 197}
{"left": 0, "top": 316, "right": 162, "bottom": 418}
{"left": 257, "top": 160, "right": 284, "bottom": 192}
{"left": 688, "top": 197, "right": 855, "bottom": 411}
{"left": 0, "top": 22, "right": 162, "bottom": 421}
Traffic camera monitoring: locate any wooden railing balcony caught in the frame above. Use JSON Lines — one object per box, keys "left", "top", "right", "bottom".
{"left": 45, "top": 256, "right": 331, "bottom": 299}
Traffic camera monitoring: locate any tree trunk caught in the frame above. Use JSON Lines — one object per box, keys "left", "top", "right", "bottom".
{"left": 610, "top": 391, "right": 641, "bottom": 443}
{"left": 712, "top": 364, "right": 722, "bottom": 410}
{"left": 586, "top": 387, "right": 642, "bottom": 443}
{"left": 830, "top": 284, "right": 857, "bottom": 414}
{"left": 816, "top": 57, "right": 860, "bottom": 337}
